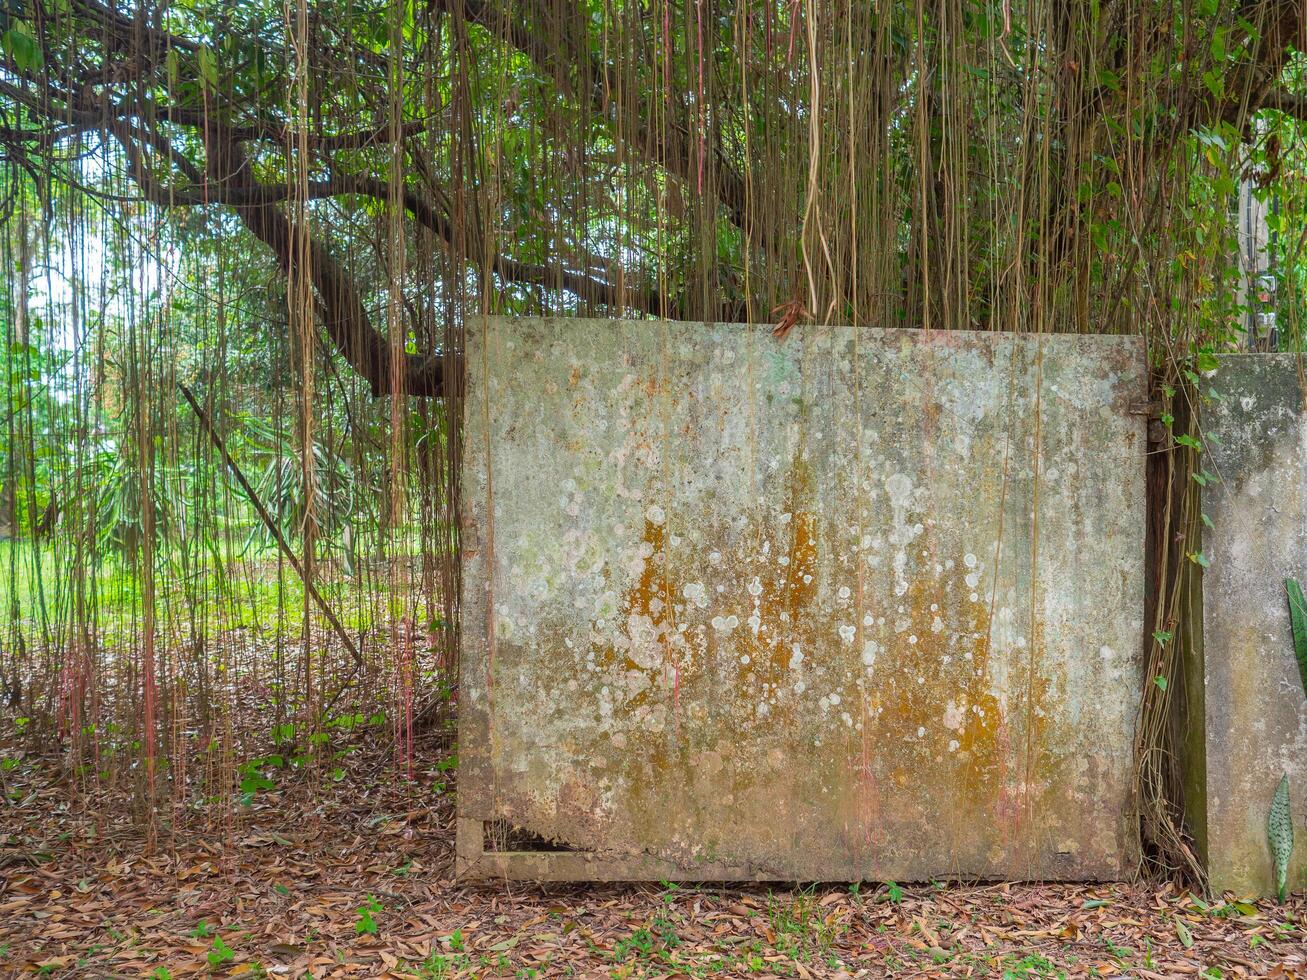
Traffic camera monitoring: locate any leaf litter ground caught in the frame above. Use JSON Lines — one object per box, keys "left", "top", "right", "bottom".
{"left": 1, "top": 729, "right": 1304, "bottom": 978}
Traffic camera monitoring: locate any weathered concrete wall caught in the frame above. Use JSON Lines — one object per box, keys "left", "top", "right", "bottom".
{"left": 459, "top": 317, "right": 1147, "bottom": 881}
{"left": 1194, "top": 355, "right": 1307, "bottom": 897}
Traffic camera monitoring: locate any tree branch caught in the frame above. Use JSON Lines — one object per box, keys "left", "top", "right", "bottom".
{"left": 439, "top": 0, "right": 751, "bottom": 233}
{"left": 106, "top": 123, "right": 678, "bottom": 322}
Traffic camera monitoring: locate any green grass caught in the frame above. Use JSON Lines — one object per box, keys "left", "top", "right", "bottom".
{"left": 1, "top": 532, "right": 446, "bottom": 646}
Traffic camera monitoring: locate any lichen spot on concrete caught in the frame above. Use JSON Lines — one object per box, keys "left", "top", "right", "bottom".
{"left": 595, "top": 590, "right": 619, "bottom": 620}
{"left": 682, "top": 582, "right": 708, "bottom": 608}
{"left": 943, "top": 701, "right": 966, "bottom": 729}
{"left": 861, "top": 640, "right": 878, "bottom": 668}
{"left": 885, "top": 472, "right": 914, "bottom": 506}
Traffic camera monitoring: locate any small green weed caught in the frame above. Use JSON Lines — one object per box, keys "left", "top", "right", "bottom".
{"left": 206, "top": 935, "right": 234, "bottom": 968}
{"left": 613, "top": 927, "right": 656, "bottom": 962}
{"left": 415, "top": 952, "right": 451, "bottom": 978}
{"left": 355, "top": 895, "right": 383, "bottom": 935}
{"left": 1001, "top": 953, "right": 1065, "bottom": 979}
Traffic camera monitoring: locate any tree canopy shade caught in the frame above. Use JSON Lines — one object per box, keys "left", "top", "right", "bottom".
{"left": 3, "top": 0, "right": 1307, "bottom": 883}
{"left": 2, "top": 0, "right": 1305, "bottom": 398}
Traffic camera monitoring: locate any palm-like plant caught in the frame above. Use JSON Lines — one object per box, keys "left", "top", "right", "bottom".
{"left": 235, "top": 415, "right": 375, "bottom": 560}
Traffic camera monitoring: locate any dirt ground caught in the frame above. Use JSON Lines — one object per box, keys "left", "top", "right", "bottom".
{"left": 1, "top": 731, "right": 1303, "bottom": 979}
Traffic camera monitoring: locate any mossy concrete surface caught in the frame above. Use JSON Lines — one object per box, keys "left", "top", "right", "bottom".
{"left": 1196, "top": 355, "right": 1307, "bottom": 898}
{"left": 459, "top": 317, "right": 1147, "bottom": 881}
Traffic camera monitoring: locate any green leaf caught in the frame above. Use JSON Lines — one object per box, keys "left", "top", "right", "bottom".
{"left": 1267, "top": 774, "right": 1294, "bottom": 904}
{"left": 1202, "top": 68, "right": 1224, "bottom": 100}
{"left": 354, "top": 898, "right": 382, "bottom": 935}
{"left": 196, "top": 44, "right": 218, "bottom": 89}
{"left": 1153, "top": 630, "right": 1173, "bottom": 646}
{"left": 1153, "top": 675, "right": 1168, "bottom": 692}
{"left": 165, "top": 47, "right": 180, "bottom": 90}
{"left": 1176, "top": 433, "right": 1203, "bottom": 451}
{"left": 1175, "top": 917, "right": 1194, "bottom": 949}
{"left": 2, "top": 21, "right": 42, "bottom": 72}
{"left": 1189, "top": 551, "right": 1211, "bottom": 569}
{"left": 1209, "top": 29, "right": 1226, "bottom": 63}
{"left": 207, "top": 936, "right": 234, "bottom": 967}
{"left": 239, "top": 769, "right": 276, "bottom": 796}
{"left": 1285, "top": 579, "right": 1307, "bottom": 699}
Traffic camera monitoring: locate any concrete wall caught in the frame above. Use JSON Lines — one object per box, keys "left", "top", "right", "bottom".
{"left": 1194, "top": 355, "right": 1307, "bottom": 897}
{"left": 458, "top": 317, "right": 1147, "bottom": 881}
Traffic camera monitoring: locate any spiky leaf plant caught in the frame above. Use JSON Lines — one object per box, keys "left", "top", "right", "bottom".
{"left": 1268, "top": 774, "right": 1294, "bottom": 904}
{"left": 1285, "top": 579, "right": 1307, "bottom": 699}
